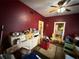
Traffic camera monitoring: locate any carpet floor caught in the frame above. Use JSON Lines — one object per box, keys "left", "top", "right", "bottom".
{"left": 34, "top": 43, "right": 65, "bottom": 59}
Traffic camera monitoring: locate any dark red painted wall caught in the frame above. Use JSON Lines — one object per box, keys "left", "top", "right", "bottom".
{"left": 0, "top": 1, "right": 43, "bottom": 36}
{"left": 44, "top": 14, "right": 79, "bottom": 37}
{"left": 0, "top": 1, "right": 79, "bottom": 38}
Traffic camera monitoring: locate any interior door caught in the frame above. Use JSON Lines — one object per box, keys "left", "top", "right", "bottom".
{"left": 38, "top": 20, "right": 44, "bottom": 38}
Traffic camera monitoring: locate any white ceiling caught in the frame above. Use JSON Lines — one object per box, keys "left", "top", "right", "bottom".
{"left": 20, "top": 0, "right": 79, "bottom": 17}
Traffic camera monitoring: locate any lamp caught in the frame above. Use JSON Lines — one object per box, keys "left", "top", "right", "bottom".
{"left": 57, "top": 7, "right": 66, "bottom": 13}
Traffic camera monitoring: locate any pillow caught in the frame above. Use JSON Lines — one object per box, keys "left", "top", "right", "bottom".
{"left": 25, "top": 32, "right": 33, "bottom": 39}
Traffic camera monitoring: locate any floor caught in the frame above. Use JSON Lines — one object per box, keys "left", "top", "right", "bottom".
{"left": 13, "top": 42, "right": 77, "bottom": 59}
{"left": 34, "top": 43, "right": 65, "bottom": 59}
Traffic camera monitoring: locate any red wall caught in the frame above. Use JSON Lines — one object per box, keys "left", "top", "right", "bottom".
{"left": 0, "top": 1, "right": 43, "bottom": 36}
{"left": 44, "top": 14, "right": 79, "bottom": 37}
{"left": 0, "top": 1, "right": 79, "bottom": 38}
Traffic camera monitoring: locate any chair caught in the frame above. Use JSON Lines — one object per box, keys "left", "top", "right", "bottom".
{"left": 64, "top": 35, "right": 75, "bottom": 54}
{"left": 40, "top": 36, "right": 50, "bottom": 50}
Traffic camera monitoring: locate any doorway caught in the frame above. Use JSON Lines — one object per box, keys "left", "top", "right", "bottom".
{"left": 53, "top": 22, "right": 66, "bottom": 43}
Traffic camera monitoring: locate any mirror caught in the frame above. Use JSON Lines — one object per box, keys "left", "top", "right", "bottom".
{"left": 52, "top": 22, "right": 66, "bottom": 43}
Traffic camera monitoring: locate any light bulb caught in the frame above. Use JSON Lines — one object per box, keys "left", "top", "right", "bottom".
{"left": 57, "top": 7, "right": 66, "bottom": 13}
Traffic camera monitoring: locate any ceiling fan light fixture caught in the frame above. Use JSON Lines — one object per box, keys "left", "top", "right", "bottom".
{"left": 57, "top": 7, "right": 66, "bottom": 13}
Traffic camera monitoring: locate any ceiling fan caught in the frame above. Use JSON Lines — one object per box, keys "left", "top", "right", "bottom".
{"left": 49, "top": 0, "right": 79, "bottom": 13}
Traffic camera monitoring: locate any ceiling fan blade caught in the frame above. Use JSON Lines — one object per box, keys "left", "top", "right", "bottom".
{"left": 63, "top": 0, "right": 71, "bottom": 6}
{"left": 58, "top": 0, "right": 66, "bottom": 6}
{"left": 67, "top": 3, "right": 79, "bottom": 7}
{"left": 50, "top": 6, "right": 57, "bottom": 7}
{"left": 66, "top": 0, "right": 71, "bottom": 4}
{"left": 49, "top": 10, "right": 57, "bottom": 13}
{"left": 66, "top": 9, "right": 71, "bottom": 11}
{"left": 49, "top": 8, "right": 58, "bottom": 13}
